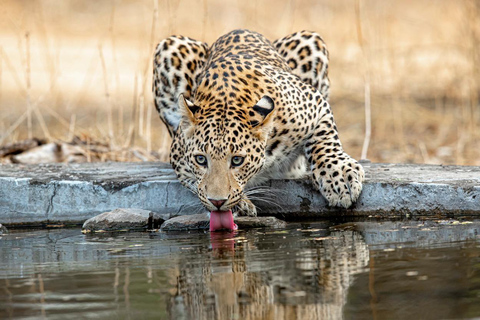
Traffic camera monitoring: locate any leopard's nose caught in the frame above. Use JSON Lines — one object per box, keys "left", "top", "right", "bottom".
{"left": 208, "top": 198, "right": 227, "bottom": 210}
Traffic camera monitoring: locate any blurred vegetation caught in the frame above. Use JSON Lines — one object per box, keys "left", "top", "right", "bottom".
{"left": 1, "top": 0, "right": 479, "bottom": 164}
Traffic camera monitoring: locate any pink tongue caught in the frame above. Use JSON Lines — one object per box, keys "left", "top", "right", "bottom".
{"left": 209, "top": 210, "right": 238, "bottom": 232}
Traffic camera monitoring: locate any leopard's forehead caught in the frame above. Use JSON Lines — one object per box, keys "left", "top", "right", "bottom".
{"left": 190, "top": 115, "right": 257, "bottom": 159}
{"left": 189, "top": 61, "right": 272, "bottom": 148}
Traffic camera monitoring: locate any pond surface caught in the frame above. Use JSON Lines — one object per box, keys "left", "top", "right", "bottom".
{"left": 1, "top": 220, "right": 480, "bottom": 320}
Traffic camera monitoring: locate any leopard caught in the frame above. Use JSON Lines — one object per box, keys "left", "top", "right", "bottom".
{"left": 153, "top": 29, "right": 364, "bottom": 231}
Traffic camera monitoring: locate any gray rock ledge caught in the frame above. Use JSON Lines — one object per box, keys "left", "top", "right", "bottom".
{"left": 0, "top": 162, "right": 479, "bottom": 226}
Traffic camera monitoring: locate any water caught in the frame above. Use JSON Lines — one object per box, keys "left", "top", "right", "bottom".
{"left": 1, "top": 220, "right": 479, "bottom": 320}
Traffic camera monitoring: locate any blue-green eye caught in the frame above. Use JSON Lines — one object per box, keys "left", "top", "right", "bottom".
{"left": 231, "top": 156, "right": 245, "bottom": 167}
{"left": 195, "top": 155, "right": 207, "bottom": 166}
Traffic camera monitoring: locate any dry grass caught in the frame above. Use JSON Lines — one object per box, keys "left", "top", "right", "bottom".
{"left": 0, "top": 0, "right": 479, "bottom": 165}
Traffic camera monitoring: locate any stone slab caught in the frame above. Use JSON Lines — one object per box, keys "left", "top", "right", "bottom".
{"left": 0, "top": 162, "right": 479, "bottom": 225}
{"left": 82, "top": 208, "right": 170, "bottom": 233}
{"left": 160, "top": 214, "right": 287, "bottom": 231}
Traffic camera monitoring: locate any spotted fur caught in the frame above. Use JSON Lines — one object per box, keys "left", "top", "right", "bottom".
{"left": 153, "top": 29, "right": 364, "bottom": 216}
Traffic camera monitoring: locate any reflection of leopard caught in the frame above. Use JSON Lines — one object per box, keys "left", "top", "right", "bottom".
{"left": 167, "top": 231, "right": 369, "bottom": 320}
{"left": 153, "top": 30, "right": 364, "bottom": 229}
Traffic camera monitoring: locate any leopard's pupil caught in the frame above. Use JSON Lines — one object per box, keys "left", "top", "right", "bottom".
{"left": 196, "top": 155, "right": 206, "bottom": 165}
{"left": 232, "top": 156, "right": 243, "bottom": 166}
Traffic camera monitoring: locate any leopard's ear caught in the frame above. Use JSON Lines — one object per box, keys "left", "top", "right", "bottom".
{"left": 178, "top": 94, "right": 199, "bottom": 136}
{"left": 249, "top": 95, "right": 276, "bottom": 140}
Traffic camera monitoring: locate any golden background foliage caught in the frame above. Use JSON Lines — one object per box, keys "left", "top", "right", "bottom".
{"left": 1, "top": 0, "right": 479, "bottom": 164}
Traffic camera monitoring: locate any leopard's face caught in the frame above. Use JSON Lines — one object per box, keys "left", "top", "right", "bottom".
{"left": 183, "top": 117, "right": 267, "bottom": 212}
{"left": 176, "top": 94, "right": 275, "bottom": 212}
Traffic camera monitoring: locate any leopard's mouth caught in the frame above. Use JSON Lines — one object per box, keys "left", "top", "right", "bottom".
{"left": 209, "top": 210, "right": 238, "bottom": 232}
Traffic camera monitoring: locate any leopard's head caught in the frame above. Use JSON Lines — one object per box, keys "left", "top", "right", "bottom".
{"left": 174, "top": 93, "right": 276, "bottom": 230}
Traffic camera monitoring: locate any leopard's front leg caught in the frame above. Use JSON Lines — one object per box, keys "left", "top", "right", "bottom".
{"left": 305, "top": 100, "right": 364, "bottom": 208}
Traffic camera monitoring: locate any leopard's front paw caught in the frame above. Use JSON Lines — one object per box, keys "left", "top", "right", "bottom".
{"left": 312, "top": 156, "right": 364, "bottom": 208}
{"left": 236, "top": 198, "right": 257, "bottom": 217}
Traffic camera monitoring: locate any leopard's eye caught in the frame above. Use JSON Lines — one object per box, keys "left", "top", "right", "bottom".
{"left": 195, "top": 155, "right": 207, "bottom": 166}
{"left": 231, "top": 156, "right": 245, "bottom": 167}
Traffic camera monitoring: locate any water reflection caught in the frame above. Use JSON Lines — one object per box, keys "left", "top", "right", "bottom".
{"left": 0, "top": 221, "right": 479, "bottom": 319}
{"left": 171, "top": 228, "right": 369, "bottom": 320}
